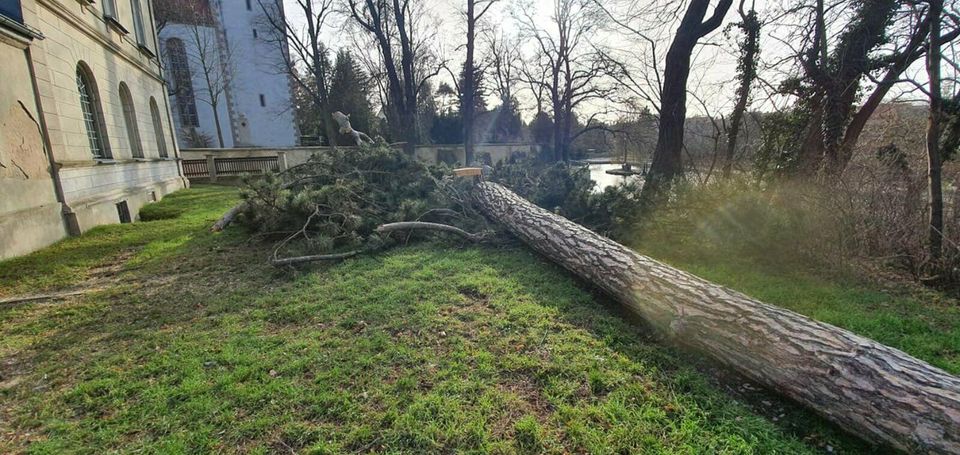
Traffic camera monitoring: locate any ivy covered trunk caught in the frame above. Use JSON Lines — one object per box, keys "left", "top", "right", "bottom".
{"left": 472, "top": 181, "right": 960, "bottom": 453}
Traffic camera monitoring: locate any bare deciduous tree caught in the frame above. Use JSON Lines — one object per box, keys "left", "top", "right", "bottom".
{"left": 485, "top": 29, "right": 520, "bottom": 110}
{"left": 723, "top": 0, "right": 761, "bottom": 177}
{"left": 516, "top": 0, "right": 618, "bottom": 162}
{"left": 646, "top": 0, "right": 733, "bottom": 188}
{"left": 346, "top": 0, "right": 442, "bottom": 153}
{"left": 185, "top": 23, "right": 232, "bottom": 148}
{"left": 462, "top": 0, "right": 498, "bottom": 164}
{"left": 927, "top": 0, "right": 945, "bottom": 259}
{"left": 773, "top": 0, "right": 960, "bottom": 175}
{"left": 154, "top": 0, "right": 231, "bottom": 147}
{"left": 257, "top": 0, "right": 338, "bottom": 147}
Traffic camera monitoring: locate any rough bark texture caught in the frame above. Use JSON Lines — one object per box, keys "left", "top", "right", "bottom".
{"left": 927, "top": 0, "right": 944, "bottom": 260}
{"left": 463, "top": 0, "right": 477, "bottom": 165}
{"left": 722, "top": 6, "right": 759, "bottom": 178}
{"left": 211, "top": 202, "right": 245, "bottom": 232}
{"left": 473, "top": 181, "right": 960, "bottom": 453}
{"left": 648, "top": 0, "right": 733, "bottom": 182}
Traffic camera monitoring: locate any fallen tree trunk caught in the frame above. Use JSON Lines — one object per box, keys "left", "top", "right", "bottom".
{"left": 472, "top": 181, "right": 960, "bottom": 453}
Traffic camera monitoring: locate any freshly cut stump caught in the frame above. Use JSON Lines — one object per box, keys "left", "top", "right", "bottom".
{"left": 473, "top": 181, "right": 960, "bottom": 453}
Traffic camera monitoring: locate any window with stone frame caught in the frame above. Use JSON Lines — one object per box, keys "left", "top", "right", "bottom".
{"left": 150, "top": 98, "right": 169, "bottom": 158}
{"left": 0, "top": 0, "right": 23, "bottom": 24}
{"left": 119, "top": 83, "right": 144, "bottom": 158}
{"left": 165, "top": 38, "right": 199, "bottom": 127}
{"left": 130, "top": 0, "right": 147, "bottom": 45}
{"left": 76, "top": 65, "right": 111, "bottom": 159}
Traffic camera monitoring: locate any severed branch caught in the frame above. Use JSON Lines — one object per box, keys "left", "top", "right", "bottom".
{"left": 332, "top": 111, "right": 374, "bottom": 145}
{"left": 270, "top": 221, "right": 489, "bottom": 267}
{"left": 211, "top": 203, "right": 245, "bottom": 232}
{"left": 376, "top": 221, "right": 489, "bottom": 242}
{"left": 270, "top": 249, "right": 363, "bottom": 266}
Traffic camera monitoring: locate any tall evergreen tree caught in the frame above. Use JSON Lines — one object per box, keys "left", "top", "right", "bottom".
{"left": 291, "top": 45, "right": 331, "bottom": 145}
{"left": 327, "top": 50, "right": 375, "bottom": 144}
{"left": 490, "top": 97, "right": 522, "bottom": 143}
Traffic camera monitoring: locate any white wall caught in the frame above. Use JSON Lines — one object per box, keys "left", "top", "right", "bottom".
{"left": 34, "top": 1, "right": 176, "bottom": 163}
{"left": 215, "top": 0, "right": 297, "bottom": 147}
{"left": 2, "top": 0, "right": 188, "bottom": 258}
{"left": 0, "top": 15, "right": 68, "bottom": 259}
{"left": 159, "top": 24, "right": 235, "bottom": 148}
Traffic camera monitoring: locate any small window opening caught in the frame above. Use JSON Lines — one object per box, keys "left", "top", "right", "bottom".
{"left": 245, "top": 0, "right": 251, "bottom": 10}
{"left": 252, "top": 29, "right": 258, "bottom": 38}
{"left": 259, "top": 94, "right": 266, "bottom": 107}
{"left": 116, "top": 201, "right": 132, "bottom": 223}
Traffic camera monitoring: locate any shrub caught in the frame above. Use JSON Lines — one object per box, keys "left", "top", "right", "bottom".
{"left": 635, "top": 178, "right": 843, "bottom": 273}
{"left": 139, "top": 203, "right": 185, "bottom": 221}
{"left": 490, "top": 159, "right": 644, "bottom": 239}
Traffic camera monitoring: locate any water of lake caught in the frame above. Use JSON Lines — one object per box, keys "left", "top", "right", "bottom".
{"left": 587, "top": 163, "right": 644, "bottom": 192}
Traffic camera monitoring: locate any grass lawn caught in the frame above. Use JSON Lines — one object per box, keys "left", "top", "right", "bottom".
{"left": 634, "top": 241, "right": 960, "bottom": 377}
{"left": 0, "top": 184, "right": 945, "bottom": 453}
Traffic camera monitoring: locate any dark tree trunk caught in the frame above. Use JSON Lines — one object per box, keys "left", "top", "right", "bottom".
{"left": 463, "top": 2, "right": 477, "bottom": 165}
{"left": 795, "top": 0, "right": 900, "bottom": 176}
{"left": 797, "top": 104, "right": 826, "bottom": 174}
{"left": 722, "top": 7, "right": 759, "bottom": 178}
{"left": 722, "top": 92, "right": 747, "bottom": 177}
{"left": 472, "top": 181, "right": 960, "bottom": 453}
{"left": 928, "top": 0, "right": 944, "bottom": 260}
{"left": 211, "top": 100, "right": 225, "bottom": 148}
{"left": 649, "top": 40, "right": 693, "bottom": 181}
{"left": 552, "top": 107, "right": 564, "bottom": 162}
{"left": 646, "top": 0, "right": 733, "bottom": 188}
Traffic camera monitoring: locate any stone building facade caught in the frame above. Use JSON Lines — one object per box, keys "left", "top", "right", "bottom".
{"left": 157, "top": 0, "right": 298, "bottom": 149}
{"left": 0, "top": 0, "right": 186, "bottom": 259}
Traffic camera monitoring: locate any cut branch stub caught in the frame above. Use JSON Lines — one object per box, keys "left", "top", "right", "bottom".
{"left": 471, "top": 181, "right": 960, "bottom": 453}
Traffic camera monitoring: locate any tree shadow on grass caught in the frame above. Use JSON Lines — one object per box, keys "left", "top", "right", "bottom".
{"left": 469, "top": 245, "right": 888, "bottom": 454}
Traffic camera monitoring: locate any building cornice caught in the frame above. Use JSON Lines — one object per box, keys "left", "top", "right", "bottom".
{"left": 36, "top": 0, "right": 165, "bottom": 83}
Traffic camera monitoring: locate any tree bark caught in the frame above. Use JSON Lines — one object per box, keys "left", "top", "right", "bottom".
{"left": 211, "top": 99, "right": 225, "bottom": 148}
{"left": 472, "top": 181, "right": 960, "bottom": 453}
{"left": 650, "top": 39, "right": 694, "bottom": 180}
{"left": 722, "top": 5, "right": 759, "bottom": 178}
{"left": 647, "top": 0, "right": 733, "bottom": 186}
{"left": 463, "top": 1, "right": 477, "bottom": 165}
{"left": 211, "top": 202, "right": 244, "bottom": 232}
{"left": 927, "top": 0, "right": 944, "bottom": 260}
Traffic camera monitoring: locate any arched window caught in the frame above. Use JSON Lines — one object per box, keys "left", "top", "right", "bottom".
{"left": 149, "top": 97, "right": 168, "bottom": 158}
{"left": 165, "top": 38, "right": 199, "bottom": 127}
{"left": 76, "top": 63, "right": 110, "bottom": 159}
{"left": 119, "top": 83, "right": 144, "bottom": 158}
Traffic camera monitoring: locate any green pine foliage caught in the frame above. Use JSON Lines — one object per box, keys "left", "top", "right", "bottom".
{"left": 239, "top": 144, "right": 443, "bottom": 255}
